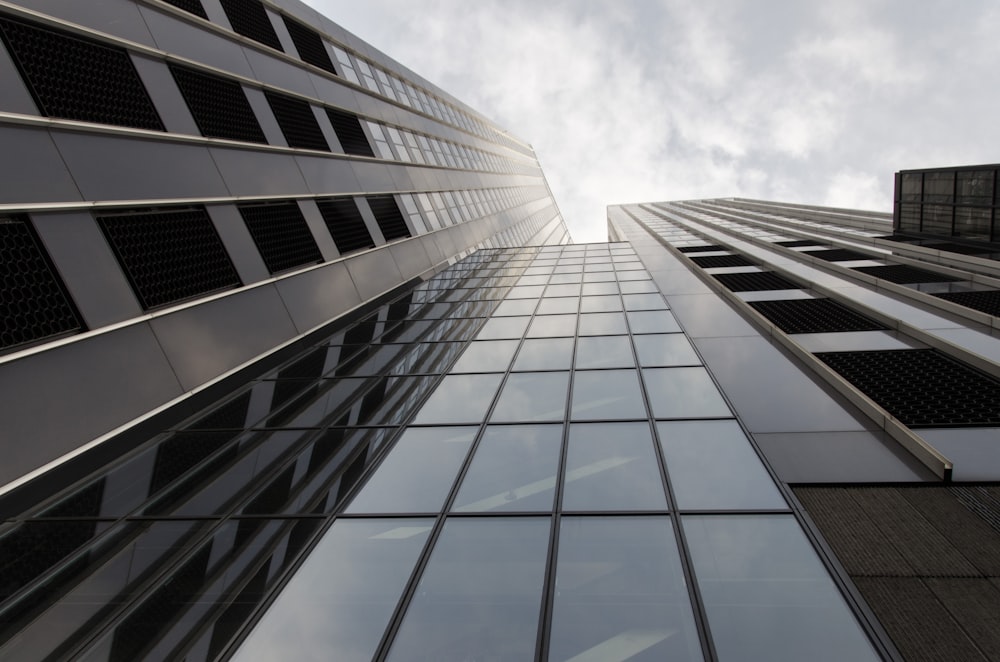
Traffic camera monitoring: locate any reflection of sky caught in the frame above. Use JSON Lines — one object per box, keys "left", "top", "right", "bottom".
{"left": 308, "top": 0, "right": 1000, "bottom": 242}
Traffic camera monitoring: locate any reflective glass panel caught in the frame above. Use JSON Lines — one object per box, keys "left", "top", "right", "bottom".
{"left": 412, "top": 373, "right": 502, "bottom": 424}
{"left": 549, "top": 517, "right": 702, "bottom": 661}
{"left": 575, "top": 335, "right": 634, "bottom": 369}
{"left": 507, "top": 285, "right": 545, "bottom": 299}
{"left": 619, "top": 280, "right": 659, "bottom": 294}
{"left": 234, "top": 518, "right": 433, "bottom": 662}
{"left": 493, "top": 299, "right": 537, "bottom": 316}
{"left": 386, "top": 518, "right": 550, "bottom": 660}
{"left": 634, "top": 334, "right": 700, "bottom": 366}
{"left": 514, "top": 337, "right": 575, "bottom": 371}
{"left": 571, "top": 370, "right": 647, "bottom": 420}
{"left": 684, "top": 515, "right": 879, "bottom": 662}
{"left": 492, "top": 372, "right": 569, "bottom": 422}
{"left": 657, "top": 421, "right": 786, "bottom": 510}
{"left": 580, "top": 295, "right": 623, "bottom": 313}
{"left": 628, "top": 310, "right": 681, "bottom": 334}
{"left": 451, "top": 340, "right": 519, "bottom": 373}
{"left": 537, "top": 297, "right": 579, "bottom": 315}
{"left": 546, "top": 283, "right": 581, "bottom": 297}
{"left": 562, "top": 422, "right": 667, "bottom": 511}
{"left": 475, "top": 316, "right": 530, "bottom": 340}
{"left": 453, "top": 424, "right": 562, "bottom": 512}
{"left": 583, "top": 271, "right": 616, "bottom": 282}
{"left": 526, "top": 314, "right": 577, "bottom": 338}
{"left": 643, "top": 368, "right": 730, "bottom": 418}
{"left": 578, "top": 312, "right": 627, "bottom": 336}
{"left": 345, "top": 427, "right": 477, "bottom": 513}
{"left": 581, "top": 281, "right": 619, "bottom": 296}
{"left": 623, "top": 293, "right": 668, "bottom": 311}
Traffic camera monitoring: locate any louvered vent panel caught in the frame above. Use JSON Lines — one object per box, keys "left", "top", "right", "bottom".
{"left": 775, "top": 239, "right": 821, "bottom": 247}
{"left": 237, "top": 202, "right": 322, "bottom": 274}
{"left": 264, "top": 91, "right": 328, "bottom": 151}
{"left": 169, "top": 65, "right": 266, "bottom": 143}
{"left": 803, "top": 248, "right": 871, "bottom": 262}
{"left": 0, "top": 214, "right": 82, "bottom": 351}
{"left": 325, "top": 108, "right": 375, "bottom": 157}
{"left": 689, "top": 254, "right": 756, "bottom": 268}
{"left": 316, "top": 198, "right": 375, "bottom": 254}
{"left": 713, "top": 271, "right": 800, "bottom": 292}
{"left": 160, "top": 0, "right": 209, "bottom": 19}
{"left": 282, "top": 15, "right": 335, "bottom": 74}
{"left": 218, "top": 0, "right": 282, "bottom": 50}
{"left": 815, "top": 349, "right": 1000, "bottom": 427}
{"left": 0, "top": 17, "right": 163, "bottom": 130}
{"left": 853, "top": 265, "right": 962, "bottom": 284}
{"left": 366, "top": 195, "right": 411, "bottom": 241}
{"left": 748, "top": 298, "right": 888, "bottom": 334}
{"left": 97, "top": 208, "right": 240, "bottom": 309}
{"left": 677, "top": 244, "right": 724, "bottom": 253}
{"left": 934, "top": 290, "right": 1000, "bottom": 317}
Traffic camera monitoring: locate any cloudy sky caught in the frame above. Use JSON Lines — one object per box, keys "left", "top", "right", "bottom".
{"left": 305, "top": 0, "right": 1000, "bottom": 242}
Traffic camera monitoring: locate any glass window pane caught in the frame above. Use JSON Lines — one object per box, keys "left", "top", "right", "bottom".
{"left": 475, "top": 316, "right": 530, "bottom": 340}
{"left": 453, "top": 424, "right": 562, "bottom": 512}
{"left": 546, "top": 283, "right": 581, "bottom": 297}
{"left": 562, "top": 423, "right": 667, "bottom": 511}
{"left": 537, "top": 297, "right": 579, "bottom": 315}
{"left": 235, "top": 518, "right": 433, "bottom": 662}
{"left": 623, "top": 293, "right": 668, "bottom": 311}
{"left": 386, "top": 518, "right": 550, "bottom": 660}
{"left": 581, "top": 281, "right": 619, "bottom": 296}
{"left": 634, "top": 334, "right": 700, "bottom": 366}
{"left": 413, "top": 373, "right": 502, "bottom": 424}
{"left": 619, "top": 280, "right": 659, "bottom": 294}
{"left": 549, "top": 517, "right": 702, "bottom": 661}
{"left": 346, "top": 427, "right": 476, "bottom": 513}
{"left": 493, "top": 299, "right": 537, "bottom": 316}
{"left": 643, "top": 368, "right": 730, "bottom": 418}
{"left": 580, "top": 295, "right": 623, "bottom": 313}
{"left": 492, "top": 372, "right": 569, "bottom": 422}
{"left": 575, "top": 335, "right": 634, "bottom": 369}
{"left": 451, "top": 340, "right": 519, "bottom": 373}
{"left": 657, "top": 420, "right": 786, "bottom": 510}
{"left": 507, "top": 285, "right": 545, "bottom": 299}
{"left": 628, "top": 310, "right": 681, "bottom": 334}
{"left": 526, "top": 314, "right": 577, "bottom": 337}
{"left": 578, "top": 312, "right": 627, "bottom": 335}
{"left": 583, "top": 270, "right": 617, "bottom": 282}
{"left": 683, "top": 515, "right": 879, "bottom": 662}
{"left": 514, "top": 337, "right": 575, "bottom": 371}
{"left": 572, "top": 369, "right": 647, "bottom": 420}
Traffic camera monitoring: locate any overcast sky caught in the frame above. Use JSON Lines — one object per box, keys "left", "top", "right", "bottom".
{"left": 305, "top": 0, "right": 1000, "bottom": 242}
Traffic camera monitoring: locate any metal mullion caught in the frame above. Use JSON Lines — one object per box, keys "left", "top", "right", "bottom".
{"left": 623, "top": 265, "right": 719, "bottom": 662}
{"left": 371, "top": 247, "right": 545, "bottom": 661}
{"left": 533, "top": 252, "right": 581, "bottom": 662}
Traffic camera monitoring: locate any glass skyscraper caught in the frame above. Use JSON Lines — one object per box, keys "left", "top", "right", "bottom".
{"left": 2, "top": 1, "right": 1000, "bottom": 660}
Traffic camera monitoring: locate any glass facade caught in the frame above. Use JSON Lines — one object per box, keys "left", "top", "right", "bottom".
{"left": 0, "top": 243, "right": 882, "bottom": 659}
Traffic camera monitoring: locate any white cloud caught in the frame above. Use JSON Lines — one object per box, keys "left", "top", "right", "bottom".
{"left": 305, "top": 0, "right": 1000, "bottom": 242}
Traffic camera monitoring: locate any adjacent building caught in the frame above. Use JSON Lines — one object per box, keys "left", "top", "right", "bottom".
{"left": 2, "top": 1, "right": 1000, "bottom": 660}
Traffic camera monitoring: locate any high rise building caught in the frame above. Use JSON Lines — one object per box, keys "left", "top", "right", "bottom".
{"left": 2, "top": 1, "right": 1000, "bottom": 661}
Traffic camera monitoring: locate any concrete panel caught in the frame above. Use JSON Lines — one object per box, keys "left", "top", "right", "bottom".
{"left": 10, "top": 0, "right": 155, "bottom": 45}
{"left": 0, "top": 323, "right": 183, "bottom": 486}
{"left": 388, "top": 236, "right": 434, "bottom": 279}
{"left": 243, "top": 86, "right": 287, "bottom": 147}
{"left": 209, "top": 147, "right": 308, "bottom": 197}
{"left": 0, "top": 39, "right": 37, "bottom": 114}
{"left": 138, "top": 4, "right": 254, "bottom": 78}
{"left": 51, "top": 131, "right": 228, "bottom": 201}
{"left": 274, "top": 261, "right": 362, "bottom": 333}
{"left": 150, "top": 285, "right": 298, "bottom": 390}
{"left": 205, "top": 204, "right": 270, "bottom": 285}
{"left": 694, "top": 335, "right": 873, "bottom": 434}
{"left": 243, "top": 47, "right": 317, "bottom": 98}
{"left": 31, "top": 211, "right": 142, "bottom": 329}
{"left": 344, "top": 248, "right": 404, "bottom": 301}
{"left": 754, "top": 430, "right": 935, "bottom": 483}
{"left": 297, "top": 199, "right": 340, "bottom": 261}
{"left": 0, "top": 126, "right": 82, "bottom": 203}
{"left": 295, "top": 153, "right": 362, "bottom": 195}
{"left": 665, "top": 293, "right": 760, "bottom": 338}
{"left": 131, "top": 54, "right": 199, "bottom": 136}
